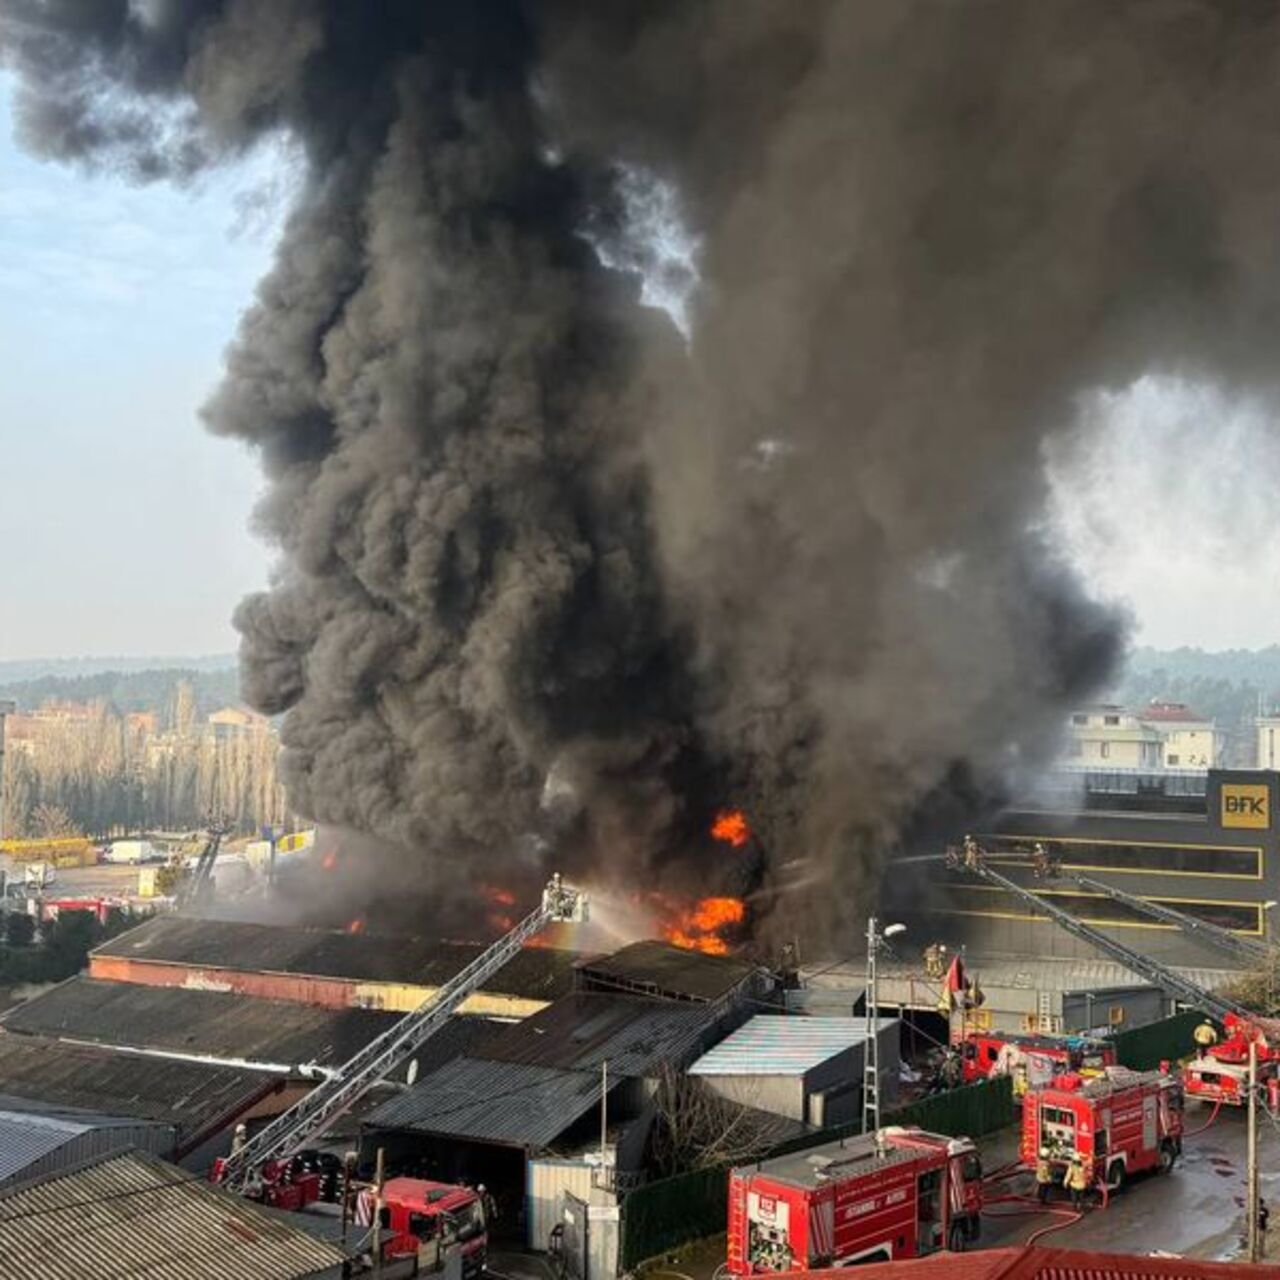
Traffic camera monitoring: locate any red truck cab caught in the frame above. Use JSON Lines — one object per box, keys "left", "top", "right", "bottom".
{"left": 360, "top": 1179, "right": 488, "bottom": 1276}
{"left": 1183, "top": 1014, "right": 1280, "bottom": 1109}
{"left": 727, "top": 1126, "right": 982, "bottom": 1271}
{"left": 960, "top": 1031, "right": 1115, "bottom": 1098}
{"left": 1021, "top": 1067, "right": 1183, "bottom": 1193}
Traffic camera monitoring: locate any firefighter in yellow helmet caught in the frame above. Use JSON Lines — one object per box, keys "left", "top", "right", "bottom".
{"left": 1065, "top": 1155, "right": 1089, "bottom": 1210}
{"left": 1035, "top": 1151, "right": 1054, "bottom": 1204}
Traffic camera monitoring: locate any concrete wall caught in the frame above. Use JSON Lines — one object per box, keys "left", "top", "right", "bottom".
{"left": 701, "top": 1073, "right": 806, "bottom": 1121}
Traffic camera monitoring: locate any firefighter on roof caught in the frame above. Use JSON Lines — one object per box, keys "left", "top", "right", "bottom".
{"left": 962, "top": 836, "right": 981, "bottom": 870}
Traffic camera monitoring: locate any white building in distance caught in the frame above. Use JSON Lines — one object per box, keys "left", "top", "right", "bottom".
{"left": 1064, "top": 701, "right": 1218, "bottom": 770}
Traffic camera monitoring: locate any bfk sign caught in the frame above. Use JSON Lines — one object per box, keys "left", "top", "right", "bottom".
{"left": 1221, "top": 783, "right": 1271, "bottom": 829}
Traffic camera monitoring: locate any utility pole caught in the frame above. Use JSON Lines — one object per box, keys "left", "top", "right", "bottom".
{"left": 863, "top": 916, "right": 880, "bottom": 1135}
{"left": 1247, "top": 1040, "right": 1261, "bottom": 1263}
{"left": 862, "top": 917, "right": 906, "bottom": 1135}
{"left": 372, "top": 1146, "right": 386, "bottom": 1276}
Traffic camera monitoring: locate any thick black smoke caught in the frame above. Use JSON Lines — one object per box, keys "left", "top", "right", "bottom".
{"left": 14, "top": 2, "right": 1275, "bottom": 942}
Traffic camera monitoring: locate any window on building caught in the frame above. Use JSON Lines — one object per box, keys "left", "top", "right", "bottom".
{"left": 1100, "top": 742, "right": 1111, "bottom": 759}
{"left": 1071, "top": 714, "right": 1088, "bottom": 726}
{"left": 1108, "top": 1006, "right": 1126, "bottom": 1025}
{"left": 1168, "top": 754, "right": 1180, "bottom": 766}
{"left": 1104, "top": 715, "right": 1120, "bottom": 726}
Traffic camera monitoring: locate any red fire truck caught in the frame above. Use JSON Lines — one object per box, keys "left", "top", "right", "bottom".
{"left": 727, "top": 1126, "right": 983, "bottom": 1270}
{"left": 1183, "top": 1014, "right": 1280, "bottom": 1109}
{"left": 959, "top": 1030, "right": 1115, "bottom": 1098}
{"left": 1021, "top": 1067, "right": 1183, "bottom": 1194}
{"left": 357, "top": 1178, "right": 489, "bottom": 1276}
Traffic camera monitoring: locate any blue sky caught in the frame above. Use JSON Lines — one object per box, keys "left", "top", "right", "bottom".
{"left": 0, "top": 75, "right": 286, "bottom": 660}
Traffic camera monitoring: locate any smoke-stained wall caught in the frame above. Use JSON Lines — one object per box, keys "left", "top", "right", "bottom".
{"left": 12, "top": 2, "right": 1275, "bottom": 940}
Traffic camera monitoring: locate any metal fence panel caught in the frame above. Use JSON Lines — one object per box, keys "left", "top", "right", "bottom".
{"left": 1108, "top": 1009, "right": 1206, "bottom": 1070}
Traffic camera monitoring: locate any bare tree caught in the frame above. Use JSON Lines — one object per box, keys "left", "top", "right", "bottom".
{"left": 30, "top": 803, "right": 79, "bottom": 839}
{"left": 648, "top": 1063, "right": 797, "bottom": 1178}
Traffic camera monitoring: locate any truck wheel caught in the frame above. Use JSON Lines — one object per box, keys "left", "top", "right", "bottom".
{"left": 948, "top": 1223, "right": 967, "bottom": 1253}
{"left": 1158, "top": 1141, "right": 1177, "bottom": 1174}
{"left": 1106, "top": 1161, "right": 1126, "bottom": 1193}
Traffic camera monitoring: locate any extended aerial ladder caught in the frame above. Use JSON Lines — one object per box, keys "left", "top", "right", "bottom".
{"left": 176, "top": 817, "right": 232, "bottom": 909}
{"left": 1060, "top": 870, "right": 1269, "bottom": 966}
{"left": 946, "top": 841, "right": 1249, "bottom": 1021}
{"left": 215, "top": 874, "right": 587, "bottom": 1193}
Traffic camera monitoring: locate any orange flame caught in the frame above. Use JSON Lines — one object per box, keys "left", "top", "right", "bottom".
{"left": 321, "top": 852, "right": 338, "bottom": 871}
{"left": 346, "top": 917, "right": 365, "bottom": 934}
{"left": 711, "top": 809, "right": 750, "bottom": 848}
{"left": 657, "top": 894, "right": 746, "bottom": 956}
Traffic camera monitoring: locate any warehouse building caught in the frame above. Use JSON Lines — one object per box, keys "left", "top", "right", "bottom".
{"left": 364, "top": 942, "right": 770, "bottom": 1256}
{"left": 0, "top": 1032, "right": 296, "bottom": 1166}
{"left": 0, "top": 1097, "right": 172, "bottom": 1190}
{"left": 2, "top": 976, "right": 404, "bottom": 1071}
{"left": 687, "top": 1014, "right": 899, "bottom": 1126}
{"left": 91, "top": 915, "right": 582, "bottom": 1015}
{"left": 889, "top": 768, "right": 1280, "bottom": 968}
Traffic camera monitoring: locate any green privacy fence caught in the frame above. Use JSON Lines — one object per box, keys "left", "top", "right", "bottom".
{"left": 1107, "top": 1009, "right": 1208, "bottom": 1070}
{"left": 619, "top": 1076, "right": 1012, "bottom": 1269}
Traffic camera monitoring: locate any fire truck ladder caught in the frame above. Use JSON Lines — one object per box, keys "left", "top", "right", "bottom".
{"left": 176, "top": 818, "right": 231, "bottom": 909}
{"left": 956, "top": 855, "right": 1249, "bottom": 1021}
{"left": 217, "top": 874, "right": 588, "bottom": 1192}
{"left": 1063, "top": 871, "right": 1269, "bottom": 966}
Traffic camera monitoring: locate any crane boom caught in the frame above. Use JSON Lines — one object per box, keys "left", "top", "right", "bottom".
{"left": 950, "top": 850, "right": 1248, "bottom": 1021}
{"left": 1065, "top": 871, "right": 1269, "bottom": 966}
{"left": 217, "top": 874, "right": 588, "bottom": 1191}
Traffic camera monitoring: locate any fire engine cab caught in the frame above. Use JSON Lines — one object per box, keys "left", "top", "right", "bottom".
{"left": 960, "top": 1030, "right": 1115, "bottom": 1098}
{"left": 357, "top": 1179, "right": 489, "bottom": 1276}
{"left": 1021, "top": 1067, "right": 1183, "bottom": 1194}
{"left": 727, "top": 1126, "right": 983, "bottom": 1271}
{"left": 1183, "top": 1014, "right": 1280, "bottom": 1110}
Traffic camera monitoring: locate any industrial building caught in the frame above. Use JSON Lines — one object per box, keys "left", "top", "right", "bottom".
{"left": 91, "top": 915, "right": 582, "bottom": 1015}
{"left": 0, "top": 1097, "right": 172, "bottom": 1190}
{"left": 687, "top": 1014, "right": 899, "bottom": 1126}
{"left": 891, "top": 767, "right": 1280, "bottom": 969}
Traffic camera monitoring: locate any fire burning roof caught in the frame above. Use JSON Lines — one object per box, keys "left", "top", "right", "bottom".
{"left": 0, "top": 1032, "right": 280, "bottom": 1143}
{"left": 579, "top": 940, "right": 760, "bottom": 1004}
{"left": 94, "top": 916, "right": 580, "bottom": 999}
{"left": 2, "top": 977, "right": 403, "bottom": 1069}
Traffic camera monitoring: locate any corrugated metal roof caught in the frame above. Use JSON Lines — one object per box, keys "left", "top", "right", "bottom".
{"left": 0, "top": 1149, "right": 344, "bottom": 1279}
{"left": 0, "top": 1113, "right": 87, "bottom": 1185}
{"left": 811, "top": 953, "right": 1239, "bottom": 996}
{"left": 480, "top": 993, "right": 719, "bottom": 1076}
{"left": 94, "top": 916, "right": 580, "bottom": 999}
{"left": 368, "top": 1056, "right": 602, "bottom": 1148}
{"left": 579, "top": 940, "right": 758, "bottom": 1003}
{"left": 689, "top": 1015, "right": 895, "bottom": 1077}
{"left": 3, "top": 977, "right": 403, "bottom": 1067}
{"left": 0, "top": 1107, "right": 172, "bottom": 1188}
{"left": 0, "top": 1032, "right": 277, "bottom": 1139}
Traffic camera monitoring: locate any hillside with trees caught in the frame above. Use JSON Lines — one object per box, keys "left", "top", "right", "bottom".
{"left": 1109, "top": 645, "right": 1280, "bottom": 765}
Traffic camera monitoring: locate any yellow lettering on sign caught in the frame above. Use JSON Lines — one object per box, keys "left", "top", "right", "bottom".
{"left": 1221, "top": 783, "right": 1270, "bottom": 829}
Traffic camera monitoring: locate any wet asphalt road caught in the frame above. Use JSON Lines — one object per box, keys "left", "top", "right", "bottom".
{"left": 977, "top": 1103, "right": 1278, "bottom": 1261}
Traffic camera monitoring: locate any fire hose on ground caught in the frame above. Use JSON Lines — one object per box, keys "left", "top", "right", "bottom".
{"left": 1183, "top": 1098, "right": 1223, "bottom": 1136}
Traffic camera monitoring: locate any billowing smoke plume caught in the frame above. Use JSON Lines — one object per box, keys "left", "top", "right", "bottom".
{"left": 12, "top": 1, "right": 1277, "bottom": 941}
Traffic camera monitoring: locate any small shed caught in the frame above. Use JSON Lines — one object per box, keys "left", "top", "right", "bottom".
{"left": 687, "top": 1015, "right": 899, "bottom": 1127}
